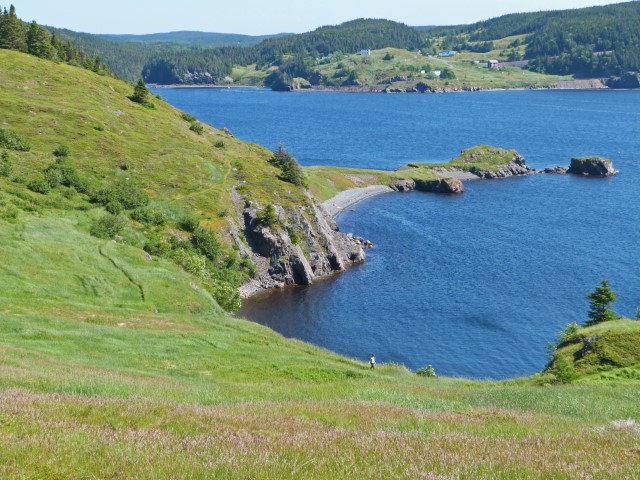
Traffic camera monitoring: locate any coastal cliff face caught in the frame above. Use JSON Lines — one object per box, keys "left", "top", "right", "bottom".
{"left": 392, "top": 178, "right": 464, "bottom": 193}
{"left": 567, "top": 157, "right": 616, "bottom": 176}
{"left": 238, "top": 198, "right": 366, "bottom": 296}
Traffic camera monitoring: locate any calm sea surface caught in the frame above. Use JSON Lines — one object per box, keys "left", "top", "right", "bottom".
{"left": 154, "top": 87, "right": 640, "bottom": 379}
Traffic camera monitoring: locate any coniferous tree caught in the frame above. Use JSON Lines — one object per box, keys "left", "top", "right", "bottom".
{"left": 130, "top": 78, "right": 150, "bottom": 104}
{"left": 0, "top": 5, "right": 27, "bottom": 52}
{"left": 26, "top": 21, "right": 54, "bottom": 59}
{"left": 585, "top": 280, "right": 618, "bottom": 326}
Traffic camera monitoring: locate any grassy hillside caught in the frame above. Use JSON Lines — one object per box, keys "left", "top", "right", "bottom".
{"left": 1, "top": 50, "right": 640, "bottom": 478}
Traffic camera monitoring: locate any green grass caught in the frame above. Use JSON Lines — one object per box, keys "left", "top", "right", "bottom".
{"left": 1, "top": 50, "right": 640, "bottom": 478}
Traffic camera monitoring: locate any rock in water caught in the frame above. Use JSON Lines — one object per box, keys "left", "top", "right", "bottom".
{"left": 567, "top": 157, "right": 616, "bottom": 177}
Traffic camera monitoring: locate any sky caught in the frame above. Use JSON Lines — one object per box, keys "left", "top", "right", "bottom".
{"left": 6, "top": 0, "right": 622, "bottom": 35}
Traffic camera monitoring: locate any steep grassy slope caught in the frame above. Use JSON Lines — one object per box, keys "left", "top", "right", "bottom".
{"left": 1, "top": 50, "right": 639, "bottom": 478}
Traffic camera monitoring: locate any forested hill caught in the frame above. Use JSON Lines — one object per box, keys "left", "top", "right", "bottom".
{"left": 53, "top": 18, "right": 424, "bottom": 84}
{"left": 141, "top": 19, "right": 423, "bottom": 85}
{"left": 429, "top": 1, "right": 640, "bottom": 77}
{"left": 95, "top": 31, "right": 290, "bottom": 47}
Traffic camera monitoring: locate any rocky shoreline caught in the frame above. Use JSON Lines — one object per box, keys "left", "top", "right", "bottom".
{"left": 237, "top": 151, "right": 617, "bottom": 298}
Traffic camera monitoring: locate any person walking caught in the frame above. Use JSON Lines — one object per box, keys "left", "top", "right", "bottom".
{"left": 369, "top": 353, "right": 376, "bottom": 369}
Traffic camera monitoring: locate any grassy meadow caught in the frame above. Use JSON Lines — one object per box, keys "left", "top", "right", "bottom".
{"left": 0, "top": 49, "right": 639, "bottom": 478}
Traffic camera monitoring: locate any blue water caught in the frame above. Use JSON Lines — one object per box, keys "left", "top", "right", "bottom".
{"left": 154, "top": 87, "right": 640, "bottom": 379}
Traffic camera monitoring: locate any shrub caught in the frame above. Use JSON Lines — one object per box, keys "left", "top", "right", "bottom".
{"left": 90, "top": 213, "right": 127, "bottom": 239}
{"left": 130, "top": 206, "right": 168, "bottom": 226}
{"left": 553, "top": 356, "right": 578, "bottom": 384}
{"left": 44, "top": 168, "right": 63, "bottom": 188}
{"left": 192, "top": 227, "right": 223, "bottom": 263}
{"left": 105, "top": 201, "right": 124, "bottom": 215}
{"left": 0, "top": 151, "right": 13, "bottom": 177}
{"left": 181, "top": 112, "right": 197, "bottom": 123}
{"left": 214, "top": 140, "right": 225, "bottom": 148}
{"left": 257, "top": 204, "right": 277, "bottom": 227}
{"left": 172, "top": 249, "right": 208, "bottom": 278}
{"left": 269, "top": 145, "right": 307, "bottom": 187}
{"left": 143, "top": 232, "right": 174, "bottom": 258}
{"left": 383, "top": 53, "right": 394, "bottom": 61}
{"left": 0, "top": 127, "right": 30, "bottom": 151}
{"left": 93, "top": 180, "right": 149, "bottom": 210}
{"left": 190, "top": 122, "right": 205, "bottom": 135}
{"left": 27, "top": 176, "right": 51, "bottom": 194}
{"left": 179, "top": 214, "right": 200, "bottom": 232}
{"left": 206, "top": 281, "right": 241, "bottom": 312}
{"left": 416, "top": 365, "right": 437, "bottom": 377}
{"left": 240, "top": 255, "right": 258, "bottom": 279}
{"left": 53, "top": 144, "right": 69, "bottom": 158}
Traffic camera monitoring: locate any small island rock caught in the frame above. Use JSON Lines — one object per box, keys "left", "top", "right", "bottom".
{"left": 567, "top": 157, "right": 616, "bottom": 177}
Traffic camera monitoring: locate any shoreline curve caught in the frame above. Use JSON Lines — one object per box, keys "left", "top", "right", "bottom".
{"left": 322, "top": 185, "right": 394, "bottom": 218}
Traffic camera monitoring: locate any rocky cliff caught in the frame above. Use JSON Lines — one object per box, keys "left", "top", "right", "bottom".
{"left": 237, "top": 197, "right": 367, "bottom": 297}
{"left": 567, "top": 157, "right": 617, "bottom": 176}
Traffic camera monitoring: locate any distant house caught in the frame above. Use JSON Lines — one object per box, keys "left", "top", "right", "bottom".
{"left": 412, "top": 49, "right": 422, "bottom": 54}
{"left": 433, "top": 70, "right": 442, "bottom": 78}
{"left": 361, "top": 49, "right": 371, "bottom": 56}
{"left": 488, "top": 59, "right": 500, "bottom": 69}
{"left": 438, "top": 51, "right": 457, "bottom": 57}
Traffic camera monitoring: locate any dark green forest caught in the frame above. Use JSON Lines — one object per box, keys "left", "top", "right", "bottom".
{"left": 6, "top": 2, "right": 640, "bottom": 85}
{"left": 0, "top": 4, "right": 111, "bottom": 75}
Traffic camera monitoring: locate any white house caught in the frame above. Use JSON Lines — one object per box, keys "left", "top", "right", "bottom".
{"left": 433, "top": 70, "right": 442, "bottom": 78}
{"left": 361, "top": 49, "right": 371, "bottom": 56}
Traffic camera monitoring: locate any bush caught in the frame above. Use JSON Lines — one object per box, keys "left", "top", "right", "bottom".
{"left": 90, "top": 213, "right": 127, "bottom": 239}
{"left": 143, "top": 232, "right": 174, "bottom": 258}
{"left": 181, "top": 112, "right": 197, "bottom": 123}
{"left": 93, "top": 180, "right": 149, "bottom": 210}
{"left": 0, "top": 151, "right": 13, "bottom": 177}
{"left": 214, "top": 140, "right": 225, "bottom": 148}
{"left": 553, "top": 356, "right": 578, "bottom": 384}
{"left": 179, "top": 214, "right": 200, "bottom": 232}
{"left": 27, "top": 176, "right": 51, "bottom": 194}
{"left": 44, "top": 168, "right": 63, "bottom": 188}
{"left": 383, "top": 53, "right": 394, "bottom": 61}
{"left": 206, "top": 281, "right": 241, "bottom": 312}
{"left": 53, "top": 144, "right": 69, "bottom": 158}
{"left": 0, "top": 127, "right": 30, "bottom": 151}
{"left": 192, "top": 227, "right": 223, "bottom": 263}
{"left": 172, "top": 249, "right": 208, "bottom": 278}
{"left": 105, "top": 201, "right": 124, "bottom": 215}
{"left": 130, "top": 206, "right": 168, "bottom": 226}
{"left": 416, "top": 365, "right": 437, "bottom": 377}
{"left": 268, "top": 145, "right": 307, "bottom": 187}
{"left": 189, "top": 122, "right": 205, "bottom": 135}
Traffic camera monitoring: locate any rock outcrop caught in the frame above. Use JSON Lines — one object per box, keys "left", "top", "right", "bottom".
{"left": 238, "top": 198, "right": 366, "bottom": 296}
{"left": 391, "top": 178, "right": 464, "bottom": 194}
{"left": 470, "top": 153, "right": 535, "bottom": 179}
{"left": 567, "top": 157, "right": 617, "bottom": 177}
{"left": 606, "top": 72, "right": 640, "bottom": 89}
{"left": 544, "top": 166, "right": 568, "bottom": 174}
{"left": 415, "top": 178, "right": 464, "bottom": 193}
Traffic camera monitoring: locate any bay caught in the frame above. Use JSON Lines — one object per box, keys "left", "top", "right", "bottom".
{"left": 154, "top": 87, "right": 640, "bottom": 379}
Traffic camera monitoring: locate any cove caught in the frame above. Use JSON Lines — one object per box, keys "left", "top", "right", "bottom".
{"left": 153, "top": 87, "right": 640, "bottom": 379}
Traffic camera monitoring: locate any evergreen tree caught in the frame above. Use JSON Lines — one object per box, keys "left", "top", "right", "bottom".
{"left": 586, "top": 280, "right": 618, "bottom": 326}
{"left": 130, "top": 78, "right": 150, "bottom": 104}
{"left": 26, "top": 21, "right": 54, "bottom": 59}
{"left": 0, "top": 5, "right": 27, "bottom": 52}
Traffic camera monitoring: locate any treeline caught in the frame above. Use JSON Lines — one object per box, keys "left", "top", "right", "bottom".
{"left": 58, "top": 19, "right": 425, "bottom": 85}
{"left": 0, "top": 4, "right": 111, "bottom": 75}
{"left": 427, "top": 1, "right": 640, "bottom": 77}
{"left": 145, "top": 19, "right": 425, "bottom": 85}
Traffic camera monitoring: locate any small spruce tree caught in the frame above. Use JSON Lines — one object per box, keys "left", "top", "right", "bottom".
{"left": 131, "top": 78, "right": 150, "bottom": 104}
{"left": 585, "top": 280, "right": 618, "bottom": 326}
